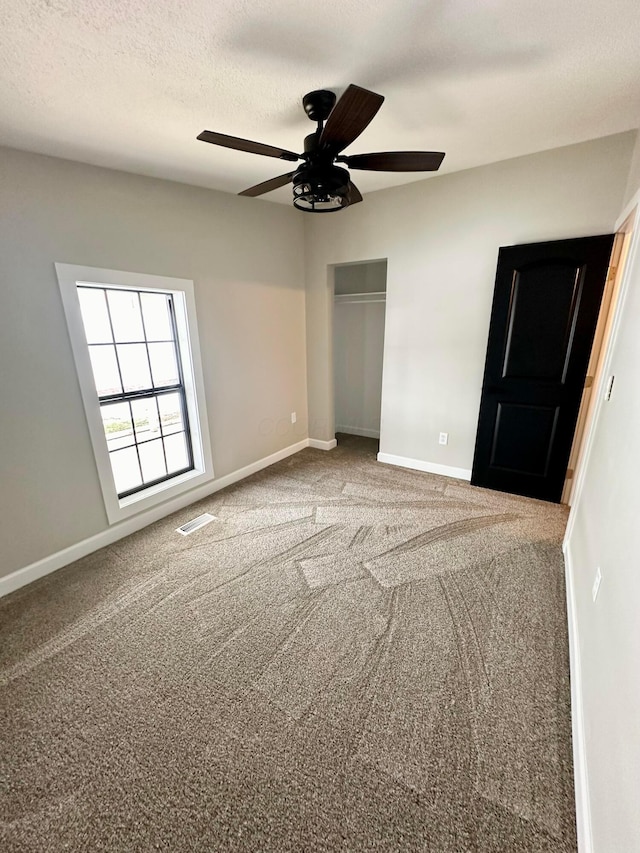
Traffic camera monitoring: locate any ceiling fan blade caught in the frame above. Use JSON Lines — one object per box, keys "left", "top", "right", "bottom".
{"left": 319, "top": 84, "right": 385, "bottom": 155}
{"left": 348, "top": 181, "right": 363, "bottom": 205}
{"left": 341, "top": 151, "right": 445, "bottom": 172}
{"left": 197, "top": 130, "right": 300, "bottom": 162}
{"left": 238, "top": 172, "right": 295, "bottom": 197}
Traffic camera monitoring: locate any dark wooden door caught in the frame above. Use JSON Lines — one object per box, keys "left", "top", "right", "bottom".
{"left": 471, "top": 234, "right": 614, "bottom": 502}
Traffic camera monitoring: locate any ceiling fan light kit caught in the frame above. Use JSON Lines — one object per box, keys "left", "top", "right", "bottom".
{"left": 292, "top": 163, "right": 351, "bottom": 212}
{"left": 197, "top": 84, "right": 445, "bottom": 212}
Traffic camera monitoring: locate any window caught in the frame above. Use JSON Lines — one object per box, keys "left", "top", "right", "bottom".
{"left": 56, "top": 265, "right": 213, "bottom": 524}
{"left": 77, "top": 285, "right": 194, "bottom": 497}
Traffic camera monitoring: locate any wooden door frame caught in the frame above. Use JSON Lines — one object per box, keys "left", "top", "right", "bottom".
{"left": 563, "top": 210, "right": 637, "bottom": 504}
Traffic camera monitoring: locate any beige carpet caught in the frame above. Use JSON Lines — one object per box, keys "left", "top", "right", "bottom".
{"left": 0, "top": 434, "right": 576, "bottom": 852}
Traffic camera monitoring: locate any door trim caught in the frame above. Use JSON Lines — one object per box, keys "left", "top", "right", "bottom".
{"left": 563, "top": 213, "right": 636, "bottom": 504}
{"left": 564, "top": 206, "right": 638, "bottom": 540}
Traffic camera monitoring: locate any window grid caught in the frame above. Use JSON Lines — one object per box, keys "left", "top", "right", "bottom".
{"left": 78, "top": 285, "right": 194, "bottom": 498}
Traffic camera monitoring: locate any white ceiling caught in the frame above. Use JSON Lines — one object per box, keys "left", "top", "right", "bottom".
{"left": 2, "top": 0, "right": 640, "bottom": 205}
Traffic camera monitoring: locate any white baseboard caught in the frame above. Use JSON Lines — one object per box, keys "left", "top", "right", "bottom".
{"left": 308, "top": 438, "right": 338, "bottom": 450}
{"left": 0, "top": 438, "right": 310, "bottom": 599}
{"left": 335, "top": 425, "right": 380, "bottom": 439}
{"left": 377, "top": 452, "right": 472, "bottom": 481}
{"left": 563, "top": 540, "right": 593, "bottom": 853}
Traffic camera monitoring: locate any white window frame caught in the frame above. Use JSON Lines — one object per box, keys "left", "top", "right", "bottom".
{"left": 56, "top": 263, "right": 214, "bottom": 524}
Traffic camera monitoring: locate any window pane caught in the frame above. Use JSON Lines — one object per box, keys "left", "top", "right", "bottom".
{"left": 88, "top": 345, "right": 122, "bottom": 396}
{"left": 110, "top": 445, "right": 142, "bottom": 494}
{"left": 101, "top": 401, "right": 134, "bottom": 451}
{"left": 107, "top": 290, "right": 144, "bottom": 343}
{"left": 130, "top": 397, "right": 161, "bottom": 443}
{"left": 139, "top": 438, "right": 167, "bottom": 483}
{"left": 141, "top": 293, "right": 173, "bottom": 341}
{"left": 164, "top": 432, "right": 189, "bottom": 473}
{"left": 117, "top": 344, "right": 152, "bottom": 392}
{"left": 148, "top": 342, "right": 179, "bottom": 387}
{"left": 158, "top": 392, "right": 184, "bottom": 436}
{"left": 78, "top": 288, "right": 112, "bottom": 343}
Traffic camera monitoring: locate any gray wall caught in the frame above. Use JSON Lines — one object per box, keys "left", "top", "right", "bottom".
{"left": 623, "top": 129, "right": 640, "bottom": 205}
{"left": 565, "top": 179, "right": 640, "bottom": 851}
{"left": 304, "top": 133, "right": 635, "bottom": 471}
{"left": 0, "top": 146, "right": 307, "bottom": 578}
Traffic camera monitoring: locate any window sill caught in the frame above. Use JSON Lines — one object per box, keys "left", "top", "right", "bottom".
{"left": 107, "top": 466, "right": 214, "bottom": 525}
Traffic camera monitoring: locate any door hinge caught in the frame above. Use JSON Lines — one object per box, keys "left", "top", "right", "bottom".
{"left": 607, "top": 265, "right": 617, "bottom": 282}
{"left": 584, "top": 375, "right": 594, "bottom": 388}
{"left": 566, "top": 468, "right": 574, "bottom": 480}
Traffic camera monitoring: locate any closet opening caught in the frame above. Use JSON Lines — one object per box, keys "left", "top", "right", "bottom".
{"left": 332, "top": 259, "right": 387, "bottom": 455}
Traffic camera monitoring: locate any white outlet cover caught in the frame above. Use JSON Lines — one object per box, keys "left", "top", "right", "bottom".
{"left": 439, "top": 432, "right": 448, "bottom": 445}
{"left": 291, "top": 412, "right": 297, "bottom": 424}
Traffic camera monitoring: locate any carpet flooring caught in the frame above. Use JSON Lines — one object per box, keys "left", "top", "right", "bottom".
{"left": 0, "top": 435, "right": 576, "bottom": 852}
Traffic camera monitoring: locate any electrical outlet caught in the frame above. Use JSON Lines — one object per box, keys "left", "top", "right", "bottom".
{"left": 592, "top": 566, "right": 602, "bottom": 602}
{"left": 291, "top": 412, "right": 297, "bottom": 424}
{"left": 439, "top": 432, "right": 448, "bottom": 446}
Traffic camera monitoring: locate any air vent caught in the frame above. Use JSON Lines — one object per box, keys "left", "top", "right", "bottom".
{"left": 176, "top": 513, "right": 216, "bottom": 536}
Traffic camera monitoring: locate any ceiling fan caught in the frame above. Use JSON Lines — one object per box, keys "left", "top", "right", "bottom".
{"left": 197, "top": 84, "right": 445, "bottom": 212}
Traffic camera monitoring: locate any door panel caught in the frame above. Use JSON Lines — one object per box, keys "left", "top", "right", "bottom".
{"left": 490, "top": 403, "right": 559, "bottom": 476}
{"left": 502, "top": 261, "right": 583, "bottom": 382}
{"left": 471, "top": 234, "right": 614, "bottom": 502}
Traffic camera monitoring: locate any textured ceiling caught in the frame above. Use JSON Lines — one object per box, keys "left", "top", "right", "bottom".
{"left": 2, "top": 0, "right": 640, "bottom": 205}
